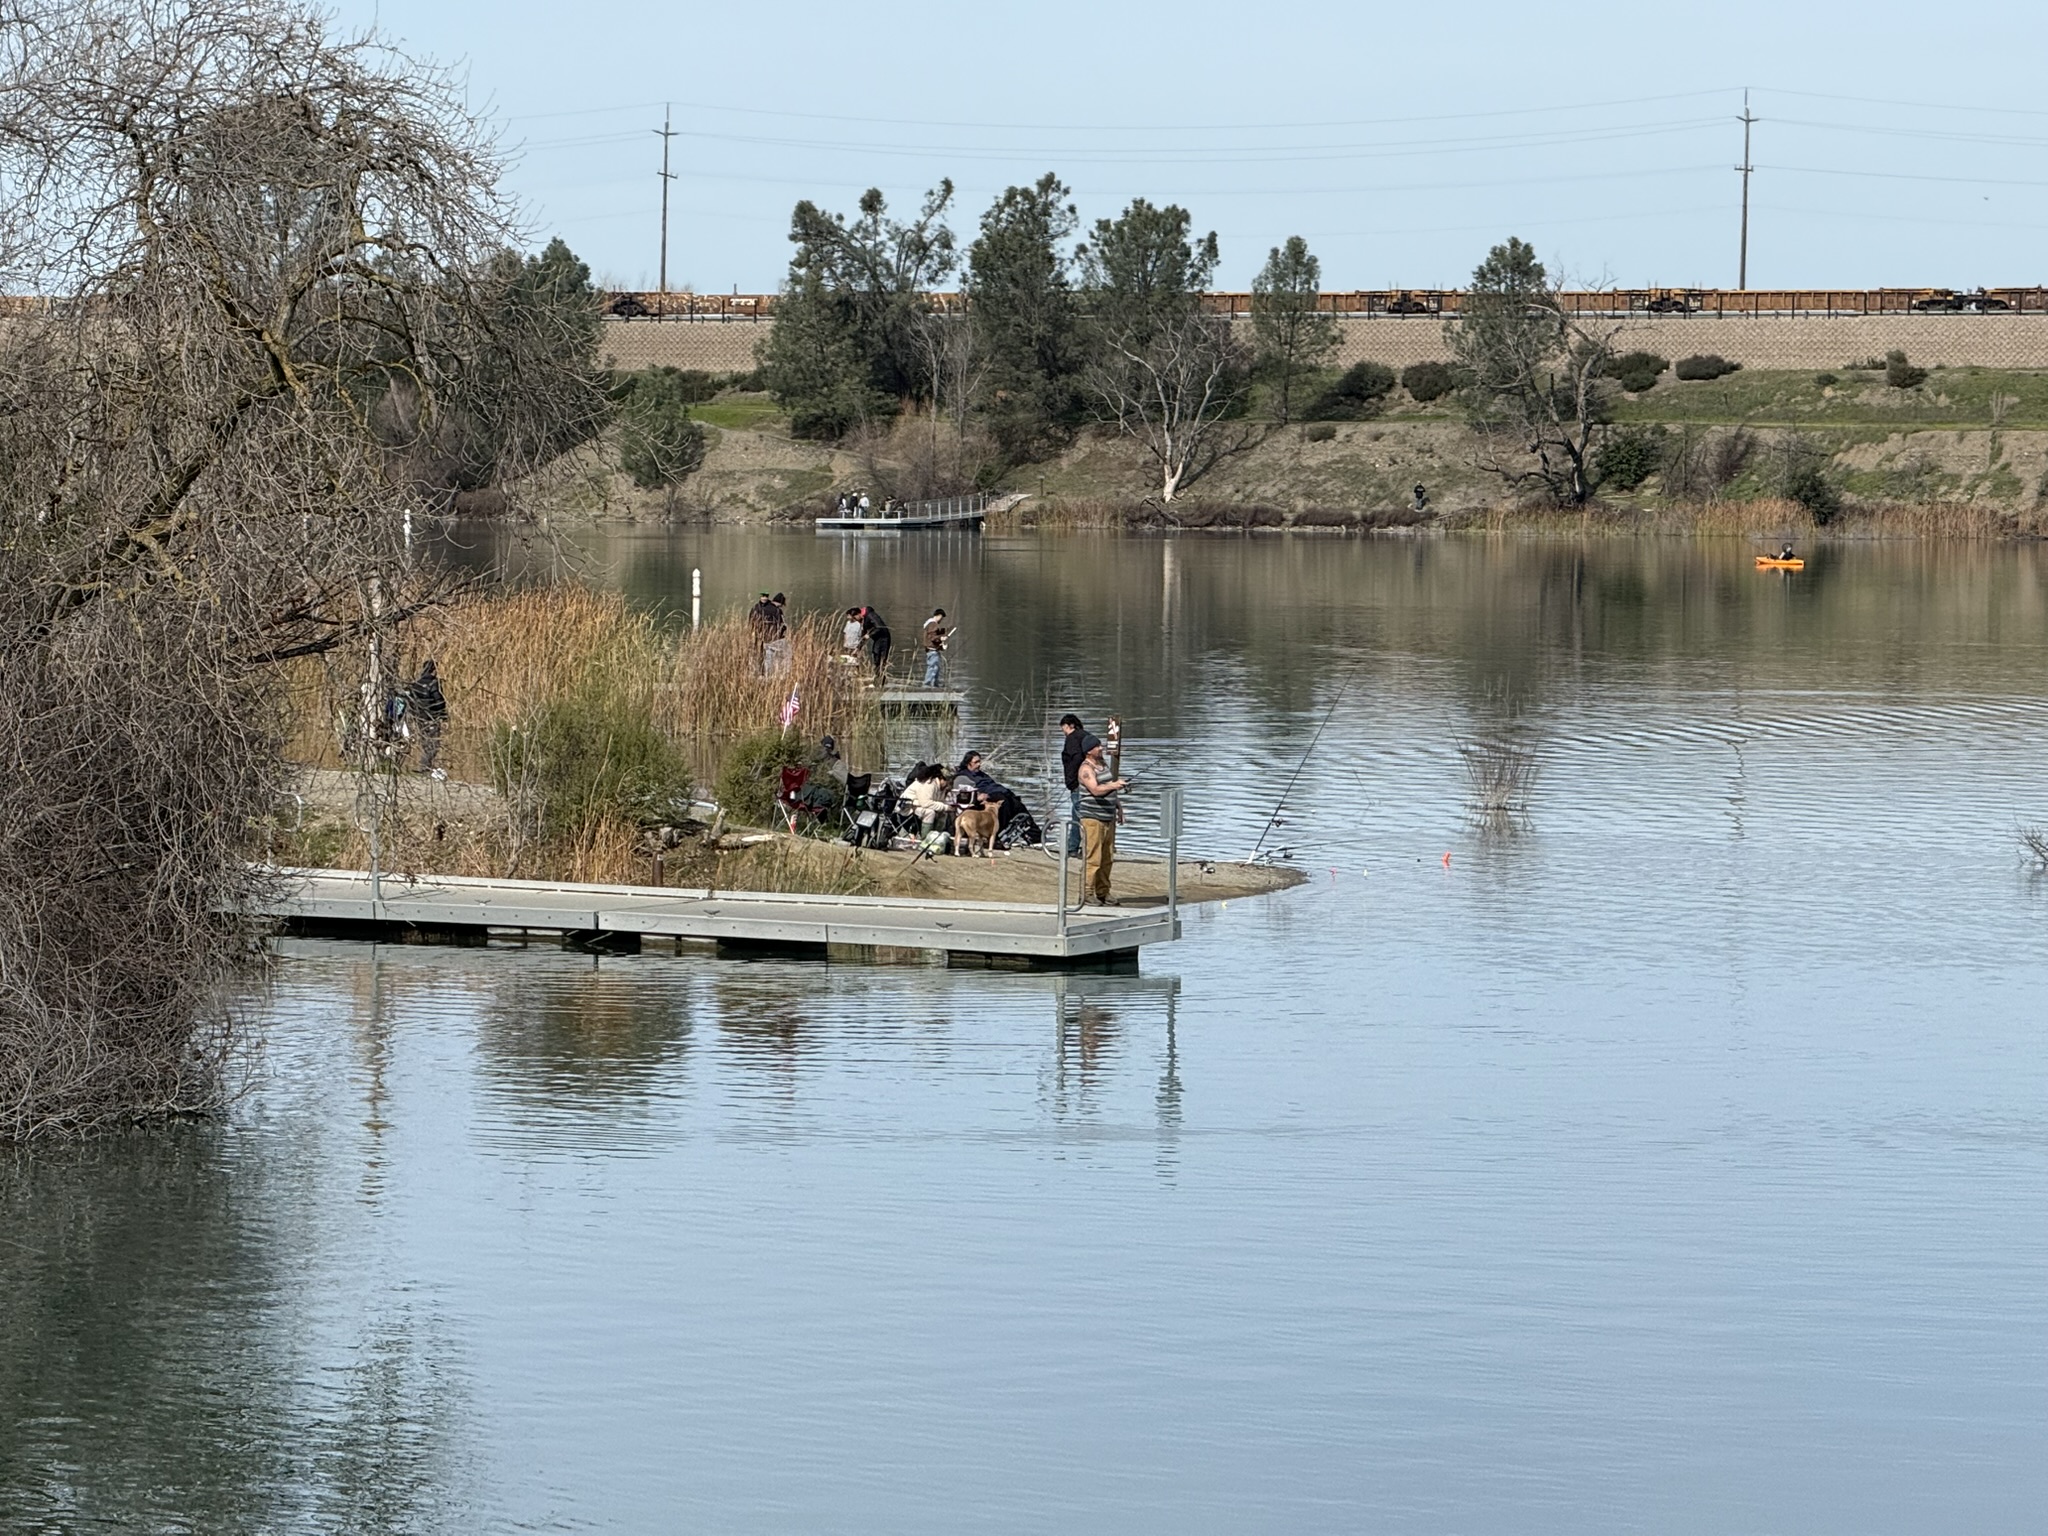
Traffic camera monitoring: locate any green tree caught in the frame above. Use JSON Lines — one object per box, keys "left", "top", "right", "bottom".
{"left": 967, "top": 174, "right": 1085, "bottom": 463}
{"left": 1077, "top": 198, "right": 1219, "bottom": 343}
{"left": 385, "top": 236, "right": 607, "bottom": 493}
{"left": 614, "top": 368, "right": 709, "bottom": 499}
{"left": 759, "top": 184, "right": 957, "bottom": 439}
{"left": 1077, "top": 201, "right": 1249, "bottom": 501}
{"left": 1250, "top": 236, "right": 1339, "bottom": 423}
{"left": 1448, "top": 237, "right": 1618, "bottom": 506}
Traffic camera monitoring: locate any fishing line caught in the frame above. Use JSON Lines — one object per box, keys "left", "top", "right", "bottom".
{"left": 1247, "top": 653, "right": 1368, "bottom": 864}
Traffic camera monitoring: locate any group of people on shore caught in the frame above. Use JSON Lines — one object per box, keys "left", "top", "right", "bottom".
{"left": 871, "top": 712, "right": 1130, "bottom": 903}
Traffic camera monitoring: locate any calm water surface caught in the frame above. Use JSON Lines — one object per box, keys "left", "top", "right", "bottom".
{"left": 5, "top": 532, "right": 2046, "bottom": 1532}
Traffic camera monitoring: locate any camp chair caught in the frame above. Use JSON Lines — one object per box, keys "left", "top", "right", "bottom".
{"left": 775, "top": 765, "right": 811, "bottom": 833}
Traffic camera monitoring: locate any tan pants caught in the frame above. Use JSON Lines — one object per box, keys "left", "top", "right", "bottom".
{"left": 1081, "top": 817, "right": 1115, "bottom": 904}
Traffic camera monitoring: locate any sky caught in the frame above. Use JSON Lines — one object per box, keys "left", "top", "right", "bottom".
{"left": 334, "top": 0, "right": 2048, "bottom": 294}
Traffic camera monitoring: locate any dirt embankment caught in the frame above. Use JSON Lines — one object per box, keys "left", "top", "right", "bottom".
{"left": 524, "top": 367, "right": 2048, "bottom": 534}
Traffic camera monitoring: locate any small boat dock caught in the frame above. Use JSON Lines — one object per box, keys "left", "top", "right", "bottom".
{"left": 817, "top": 492, "right": 1004, "bottom": 534}
{"left": 259, "top": 868, "right": 1179, "bottom": 969}
{"left": 877, "top": 688, "right": 965, "bottom": 718}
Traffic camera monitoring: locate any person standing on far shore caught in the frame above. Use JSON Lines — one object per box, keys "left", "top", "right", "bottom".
{"left": 409, "top": 658, "right": 448, "bottom": 776}
{"left": 1077, "top": 738, "right": 1128, "bottom": 906}
{"left": 921, "top": 608, "right": 948, "bottom": 687}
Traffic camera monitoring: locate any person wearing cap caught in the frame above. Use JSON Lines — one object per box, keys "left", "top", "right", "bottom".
{"left": 1076, "top": 738, "right": 1128, "bottom": 906}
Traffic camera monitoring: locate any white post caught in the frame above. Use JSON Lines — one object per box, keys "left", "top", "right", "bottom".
{"left": 1162, "top": 787, "right": 1183, "bottom": 931}
{"left": 1056, "top": 818, "right": 1070, "bottom": 941}
{"left": 691, "top": 567, "right": 702, "bottom": 630}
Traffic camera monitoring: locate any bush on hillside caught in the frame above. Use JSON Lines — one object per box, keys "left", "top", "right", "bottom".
{"left": 614, "top": 367, "right": 709, "bottom": 490}
{"left": 1786, "top": 464, "right": 1843, "bottom": 526}
{"left": 1884, "top": 349, "right": 1928, "bottom": 389}
{"left": 1305, "top": 361, "right": 1397, "bottom": 420}
{"left": 1674, "top": 354, "right": 1741, "bottom": 381}
{"left": 1814, "top": 372, "right": 1838, "bottom": 387}
{"left": 1302, "top": 422, "right": 1337, "bottom": 443}
{"left": 1594, "top": 425, "right": 1666, "bottom": 491}
{"left": 1400, "top": 360, "right": 1464, "bottom": 403}
{"left": 1607, "top": 351, "right": 1669, "bottom": 394}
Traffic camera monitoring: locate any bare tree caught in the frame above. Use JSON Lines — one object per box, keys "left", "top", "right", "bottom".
{"left": 0, "top": 0, "right": 598, "bottom": 1137}
{"left": 1449, "top": 238, "right": 1621, "bottom": 506}
{"left": 1084, "top": 310, "right": 1253, "bottom": 502}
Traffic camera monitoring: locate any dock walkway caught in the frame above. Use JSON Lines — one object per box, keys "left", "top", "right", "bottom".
{"left": 259, "top": 868, "right": 1177, "bottom": 968}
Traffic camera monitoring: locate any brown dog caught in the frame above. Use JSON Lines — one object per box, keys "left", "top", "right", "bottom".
{"left": 953, "top": 804, "right": 1001, "bottom": 859}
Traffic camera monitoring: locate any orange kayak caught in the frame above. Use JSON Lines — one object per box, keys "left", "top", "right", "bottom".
{"left": 1755, "top": 556, "right": 1805, "bottom": 570}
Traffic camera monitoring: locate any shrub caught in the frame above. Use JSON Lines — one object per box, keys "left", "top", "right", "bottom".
{"left": 1607, "top": 350, "right": 1669, "bottom": 394}
{"left": 1291, "top": 506, "right": 1357, "bottom": 527}
{"left": 1674, "top": 354, "right": 1741, "bottom": 381}
{"left": 1306, "top": 361, "right": 1397, "bottom": 420}
{"left": 1786, "top": 464, "right": 1842, "bottom": 526}
{"left": 615, "top": 367, "right": 709, "bottom": 490}
{"left": 1400, "top": 360, "right": 1463, "bottom": 403}
{"left": 1884, "top": 349, "right": 1928, "bottom": 389}
{"left": 496, "top": 684, "right": 694, "bottom": 837}
{"left": 1302, "top": 422, "right": 1337, "bottom": 443}
{"left": 1813, "top": 372, "right": 1838, "bottom": 387}
{"left": 1594, "top": 425, "right": 1666, "bottom": 491}
{"left": 713, "top": 728, "right": 813, "bottom": 827}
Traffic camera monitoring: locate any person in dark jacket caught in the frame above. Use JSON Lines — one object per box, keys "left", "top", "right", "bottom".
{"left": 860, "top": 606, "right": 892, "bottom": 680}
{"left": 1058, "top": 714, "right": 1093, "bottom": 857}
{"left": 409, "top": 658, "right": 448, "bottom": 773}
{"left": 954, "top": 750, "right": 1030, "bottom": 834}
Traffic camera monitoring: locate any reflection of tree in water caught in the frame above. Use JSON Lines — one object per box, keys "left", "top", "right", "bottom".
{"left": 0, "top": 1133, "right": 468, "bottom": 1533}
{"left": 473, "top": 960, "right": 694, "bottom": 1111}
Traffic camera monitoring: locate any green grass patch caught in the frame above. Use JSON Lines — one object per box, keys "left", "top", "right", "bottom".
{"left": 691, "top": 392, "right": 785, "bottom": 430}
{"left": 1611, "top": 367, "right": 2048, "bottom": 429}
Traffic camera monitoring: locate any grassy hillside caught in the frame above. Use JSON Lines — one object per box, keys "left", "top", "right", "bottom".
{"left": 537, "top": 369, "right": 2048, "bottom": 530}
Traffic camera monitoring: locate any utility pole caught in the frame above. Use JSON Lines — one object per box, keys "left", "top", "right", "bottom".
{"left": 1736, "top": 90, "right": 1757, "bottom": 290}
{"left": 654, "top": 104, "right": 677, "bottom": 294}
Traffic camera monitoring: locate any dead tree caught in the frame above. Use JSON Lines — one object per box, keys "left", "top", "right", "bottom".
{"left": 0, "top": 0, "right": 601, "bottom": 1137}
{"left": 1085, "top": 309, "right": 1254, "bottom": 503}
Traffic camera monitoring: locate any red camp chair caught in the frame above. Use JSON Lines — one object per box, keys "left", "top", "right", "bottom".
{"left": 776, "top": 765, "right": 811, "bottom": 833}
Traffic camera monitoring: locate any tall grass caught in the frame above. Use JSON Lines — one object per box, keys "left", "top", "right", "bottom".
{"left": 281, "top": 586, "right": 880, "bottom": 883}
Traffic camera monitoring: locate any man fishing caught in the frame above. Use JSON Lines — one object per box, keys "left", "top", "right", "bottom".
{"left": 1076, "top": 738, "right": 1129, "bottom": 906}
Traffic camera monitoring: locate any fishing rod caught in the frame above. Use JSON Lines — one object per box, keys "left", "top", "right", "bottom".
{"left": 1247, "top": 655, "right": 1365, "bottom": 865}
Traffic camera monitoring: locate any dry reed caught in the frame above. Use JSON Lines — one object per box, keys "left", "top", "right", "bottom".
{"left": 281, "top": 587, "right": 882, "bottom": 885}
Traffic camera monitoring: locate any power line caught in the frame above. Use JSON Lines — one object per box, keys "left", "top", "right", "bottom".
{"left": 504, "top": 87, "right": 1739, "bottom": 135}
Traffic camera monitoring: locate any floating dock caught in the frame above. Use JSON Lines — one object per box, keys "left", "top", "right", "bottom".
{"left": 817, "top": 491, "right": 1016, "bottom": 534}
{"left": 258, "top": 868, "right": 1178, "bottom": 969}
{"left": 877, "top": 688, "right": 965, "bottom": 718}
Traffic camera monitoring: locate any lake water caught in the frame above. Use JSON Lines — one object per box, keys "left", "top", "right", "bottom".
{"left": 5, "top": 531, "right": 2045, "bottom": 1532}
